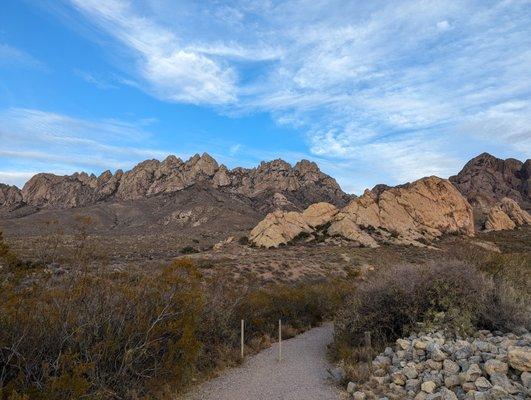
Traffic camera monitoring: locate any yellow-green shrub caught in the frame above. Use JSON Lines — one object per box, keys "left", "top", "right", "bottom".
{"left": 0, "top": 259, "right": 203, "bottom": 399}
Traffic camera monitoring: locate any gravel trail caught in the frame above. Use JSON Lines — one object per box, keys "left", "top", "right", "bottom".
{"left": 183, "top": 323, "right": 341, "bottom": 400}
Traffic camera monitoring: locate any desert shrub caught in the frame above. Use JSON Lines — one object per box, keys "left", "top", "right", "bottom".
{"left": 180, "top": 246, "right": 199, "bottom": 254}
{"left": 239, "top": 281, "right": 345, "bottom": 336}
{"left": 476, "top": 252, "right": 530, "bottom": 333}
{"left": 0, "top": 259, "right": 204, "bottom": 399}
{"left": 333, "top": 259, "right": 530, "bottom": 362}
{"left": 237, "top": 236, "right": 249, "bottom": 245}
{"left": 0, "top": 256, "right": 350, "bottom": 399}
{"left": 33, "top": 220, "right": 64, "bottom": 264}
{"left": 448, "top": 246, "right": 530, "bottom": 332}
{"left": 0, "top": 231, "right": 21, "bottom": 269}
{"left": 194, "top": 273, "right": 350, "bottom": 372}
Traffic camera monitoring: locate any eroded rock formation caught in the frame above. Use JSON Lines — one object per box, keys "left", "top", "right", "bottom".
{"left": 250, "top": 176, "right": 475, "bottom": 248}
{"left": 13, "top": 154, "right": 349, "bottom": 209}
{"left": 248, "top": 202, "right": 339, "bottom": 247}
{"left": 249, "top": 210, "right": 313, "bottom": 248}
{"left": 0, "top": 184, "right": 22, "bottom": 207}
{"left": 484, "top": 198, "right": 531, "bottom": 232}
{"left": 450, "top": 153, "right": 530, "bottom": 226}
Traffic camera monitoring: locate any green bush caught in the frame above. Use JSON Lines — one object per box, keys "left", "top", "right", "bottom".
{"left": 237, "top": 236, "right": 249, "bottom": 245}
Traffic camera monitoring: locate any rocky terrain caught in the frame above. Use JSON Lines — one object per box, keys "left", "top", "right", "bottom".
{"left": 450, "top": 153, "right": 530, "bottom": 227}
{"left": 484, "top": 198, "right": 531, "bottom": 232}
{"left": 1, "top": 152, "right": 530, "bottom": 260}
{"left": 1, "top": 153, "right": 349, "bottom": 210}
{"left": 0, "top": 154, "right": 351, "bottom": 255}
{"left": 249, "top": 176, "right": 476, "bottom": 248}
{"left": 344, "top": 329, "right": 531, "bottom": 400}
{"left": 0, "top": 183, "right": 22, "bottom": 207}
{"left": 249, "top": 153, "right": 531, "bottom": 249}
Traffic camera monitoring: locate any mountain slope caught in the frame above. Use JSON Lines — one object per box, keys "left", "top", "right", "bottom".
{"left": 449, "top": 152, "right": 530, "bottom": 210}
{"left": 0, "top": 155, "right": 351, "bottom": 253}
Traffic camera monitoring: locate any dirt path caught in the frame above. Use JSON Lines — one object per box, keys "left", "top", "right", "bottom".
{"left": 183, "top": 323, "right": 341, "bottom": 400}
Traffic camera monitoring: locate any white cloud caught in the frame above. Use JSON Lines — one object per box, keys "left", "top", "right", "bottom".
{"left": 437, "top": 20, "right": 451, "bottom": 31}
{"left": 0, "top": 108, "right": 168, "bottom": 183}
{"left": 0, "top": 172, "right": 38, "bottom": 188}
{"left": 67, "top": 0, "right": 238, "bottom": 104}
{"left": 43, "top": 0, "right": 531, "bottom": 190}
{"left": 461, "top": 101, "right": 531, "bottom": 147}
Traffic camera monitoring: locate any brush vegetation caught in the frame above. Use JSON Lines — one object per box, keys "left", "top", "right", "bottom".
{"left": 0, "top": 231, "right": 349, "bottom": 399}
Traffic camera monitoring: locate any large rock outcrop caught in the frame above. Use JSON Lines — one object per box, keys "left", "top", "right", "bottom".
{"left": 15, "top": 154, "right": 350, "bottom": 209}
{"left": 250, "top": 176, "right": 475, "bottom": 248}
{"left": 248, "top": 210, "right": 313, "bottom": 248}
{"left": 248, "top": 202, "right": 339, "bottom": 248}
{"left": 484, "top": 198, "right": 531, "bottom": 232}
{"left": 450, "top": 153, "right": 530, "bottom": 227}
{"left": 0, "top": 184, "right": 22, "bottom": 207}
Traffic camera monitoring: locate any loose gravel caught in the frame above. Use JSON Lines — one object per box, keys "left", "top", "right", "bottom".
{"left": 183, "top": 323, "right": 341, "bottom": 400}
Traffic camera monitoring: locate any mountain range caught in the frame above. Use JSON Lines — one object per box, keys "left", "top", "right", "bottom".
{"left": 0, "top": 152, "right": 529, "bottom": 251}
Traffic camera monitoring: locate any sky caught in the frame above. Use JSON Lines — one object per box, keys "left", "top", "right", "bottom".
{"left": 0, "top": 0, "right": 530, "bottom": 194}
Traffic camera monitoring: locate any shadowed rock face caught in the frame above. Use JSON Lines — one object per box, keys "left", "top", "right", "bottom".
{"left": 250, "top": 176, "right": 475, "bottom": 248}
{"left": 8, "top": 154, "right": 350, "bottom": 209}
{"left": 449, "top": 153, "right": 530, "bottom": 215}
{"left": 0, "top": 184, "right": 23, "bottom": 207}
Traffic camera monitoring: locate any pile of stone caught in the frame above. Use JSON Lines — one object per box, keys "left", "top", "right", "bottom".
{"left": 345, "top": 329, "right": 530, "bottom": 400}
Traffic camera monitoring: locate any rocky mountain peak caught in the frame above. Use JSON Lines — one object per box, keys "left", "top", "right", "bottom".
{"left": 294, "top": 159, "right": 319, "bottom": 173}
{"left": 450, "top": 153, "right": 530, "bottom": 227}
{"left": 185, "top": 153, "right": 219, "bottom": 176}
{"left": 257, "top": 159, "right": 291, "bottom": 172}
{"left": 5, "top": 154, "right": 349, "bottom": 209}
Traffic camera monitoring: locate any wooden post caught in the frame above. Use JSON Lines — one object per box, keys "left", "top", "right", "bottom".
{"left": 365, "top": 331, "right": 372, "bottom": 372}
{"left": 241, "top": 319, "right": 244, "bottom": 360}
{"left": 278, "top": 319, "right": 282, "bottom": 362}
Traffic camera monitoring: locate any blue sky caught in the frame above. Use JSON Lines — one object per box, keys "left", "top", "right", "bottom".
{"left": 0, "top": 0, "right": 530, "bottom": 194}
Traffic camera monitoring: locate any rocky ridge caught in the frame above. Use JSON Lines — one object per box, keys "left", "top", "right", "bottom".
{"left": 450, "top": 153, "right": 530, "bottom": 227}
{"left": 249, "top": 176, "right": 476, "bottom": 248}
{"left": 2, "top": 154, "right": 349, "bottom": 210}
{"left": 0, "top": 184, "right": 22, "bottom": 207}
{"left": 344, "top": 329, "right": 531, "bottom": 400}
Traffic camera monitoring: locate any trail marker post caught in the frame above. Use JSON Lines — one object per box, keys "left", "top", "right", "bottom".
{"left": 365, "top": 331, "right": 372, "bottom": 372}
{"left": 278, "top": 319, "right": 282, "bottom": 362}
{"left": 241, "top": 319, "right": 245, "bottom": 360}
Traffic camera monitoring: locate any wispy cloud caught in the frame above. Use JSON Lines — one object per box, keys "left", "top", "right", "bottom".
{"left": 74, "top": 69, "right": 118, "bottom": 90}
{"left": 229, "top": 143, "right": 242, "bottom": 156}
{"left": 44, "top": 0, "right": 531, "bottom": 191}
{"left": 0, "top": 108, "right": 168, "bottom": 182}
{"left": 66, "top": 0, "right": 239, "bottom": 104}
{"left": 0, "top": 43, "right": 47, "bottom": 71}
